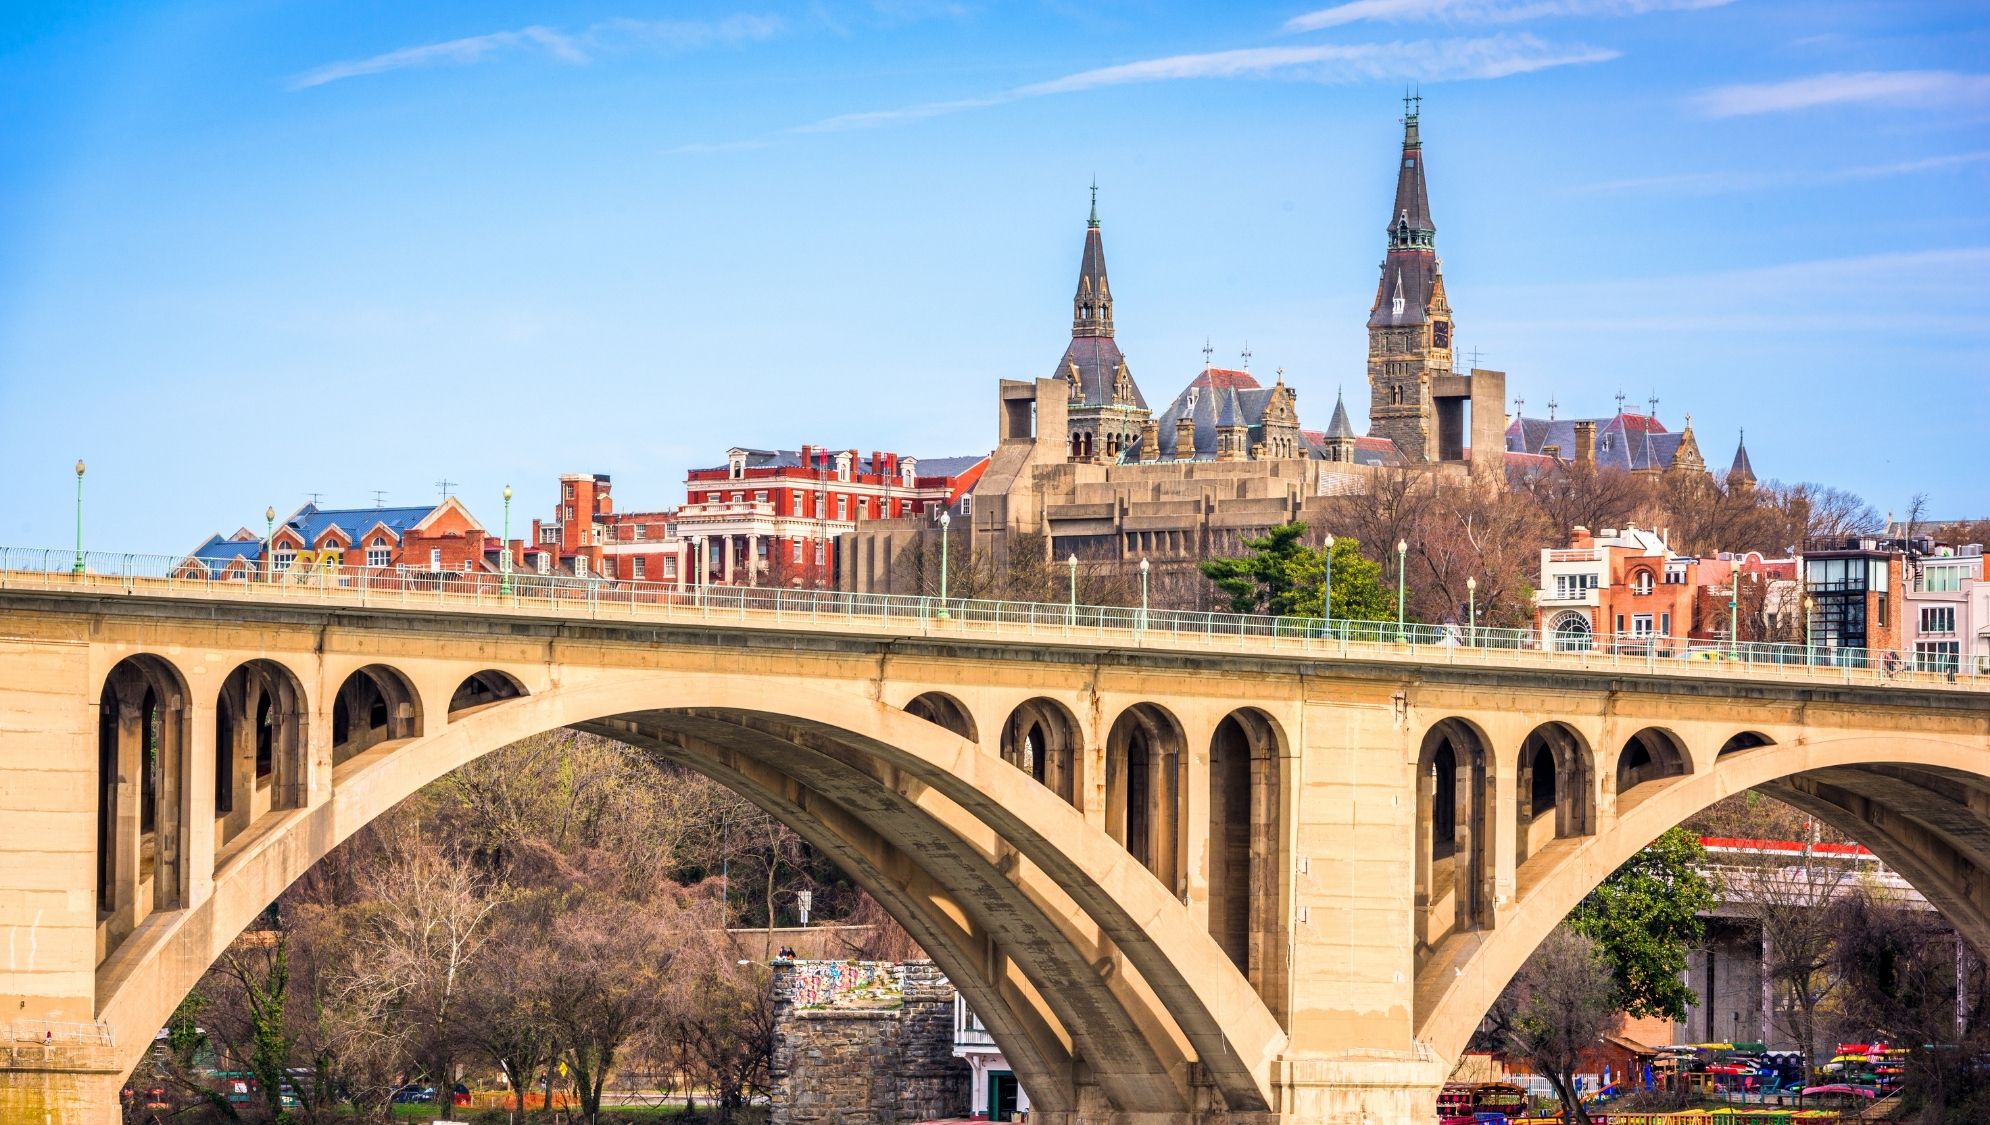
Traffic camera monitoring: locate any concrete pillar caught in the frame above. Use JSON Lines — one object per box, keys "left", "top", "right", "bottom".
{"left": 723, "top": 536, "right": 735, "bottom": 585}
{"left": 1495, "top": 758, "right": 1521, "bottom": 913}
{"left": 183, "top": 690, "right": 217, "bottom": 909}
{"left": 1184, "top": 727, "right": 1211, "bottom": 924}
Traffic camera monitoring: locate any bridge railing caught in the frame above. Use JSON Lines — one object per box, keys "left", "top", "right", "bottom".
{"left": 0, "top": 546, "right": 1981, "bottom": 692}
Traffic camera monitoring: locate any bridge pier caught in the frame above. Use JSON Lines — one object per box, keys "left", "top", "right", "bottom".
{"left": 0, "top": 1050, "right": 121, "bottom": 1124}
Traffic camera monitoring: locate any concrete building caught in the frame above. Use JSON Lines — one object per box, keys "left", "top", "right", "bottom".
{"left": 1902, "top": 542, "right": 1987, "bottom": 674}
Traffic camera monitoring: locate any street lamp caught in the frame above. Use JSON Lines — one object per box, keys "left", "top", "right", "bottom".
{"left": 1466, "top": 575, "right": 1478, "bottom": 645}
{"left": 72, "top": 460, "right": 85, "bottom": 574}
{"left": 937, "top": 509, "right": 951, "bottom": 618}
{"left": 1322, "top": 534, "right": 1335, "bottom": 636}
{"left": 500, "top": 485, "right": 513, "bottom": 596}
{"left": 1139, "top": 558, "right": 1150, "bottom": 632}
{"left": 1396, "top": 538, "right": 1409, "bottom": 636}
{"left": 1729, "top": 565, "right": 1741, "bottom": 658}
{"left": 1803, "top": 594, "right": 1815, "bottom": 665}
{"left": 265, "top": 506, "right": 276, "bottom": 582}
{"left": 1067, "top": 553, "right": 1078, "bottom": 624}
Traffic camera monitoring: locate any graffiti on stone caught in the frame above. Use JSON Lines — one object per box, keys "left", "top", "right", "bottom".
{"left": 788, "top": 960, "right": 904, "bottom": 1010}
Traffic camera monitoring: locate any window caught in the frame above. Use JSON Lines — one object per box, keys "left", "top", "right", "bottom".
{"left": 632, "top": 557, "right": 645, "bottom": 580}
{"left": 1921, "top": 606, "right": 1957, "bottom": 634}
{"left": 536, "top": 553, "right": 551, "bottom": 575}
{"left": 1665, "top": 564, "right": 1687, "bottom": 584}
{"left": 792, "top": 494, "right": 804, "bottom": 516}
{"left": 564, "top": 483, "right": 574, "bottom": 499}
{"left": 815, "top": 542, "right": 825, "bottom": 565}
{"left": 707, "top": 492, "right": 721, "bottom": 503}
{"left": 1915, "top": 641, "right": 1961, "bottom": 673}
{"left": 540, "top": 526, "right": 558, "bottom": 544}
{"left": 836, "top": 496, "right": 849, "bottom": 520}
{"left": 429, "top": 548, "right": 441, "bottom": 570}
{"left": 858, "top": 497, "right": 871, "bottom": 520}
{"left": 754, "top": 490, "right": 768, "bottom": 503}
{"left": 1660, "top": 612, "right": 1671, "bottom": 635}
{"left": 1921, "top": 566, "right": 1965, "bottom": 593}
{"left": 1632, "top": 613, "right": 1654, "bottom": 637}
{"left": 1878, "top": 594, "right": 1889, "bottom": 627}
{"left": 604, "top": 558, "right": 617, "bottom": 579}
{"left": 1614, "top": 614, "right": 1625, "bottom": 634}
{"left": 634, "top": 524, "right": 647, "bottom": 541}
{"left": 1631, "top": 569, "right": 1654, "bottom": 596}
{"left": 273, "top": 549, "right": 296, "bottom": 571}
{"left": 366, "top": 545, "right": 390, "bottom": 568}
{"left": 731, "top": 492, "right": 744, "bottom": 504}
{"left": 603, "top": 524, "right": 616, "bottom": 542}
{"left": 564, "top": 505, "right": 574, "bottom": 521}
{"left": 960, "top": 494, "right": 973, "bottom": 516}
{"left": 663, "top": 556, "right": 678, "bottom": 579}
{"left": 575, "top": 556, "right": 588, "bottom": 577}
{"left": 793, "top": 540, "right": 803, "bottom": 562}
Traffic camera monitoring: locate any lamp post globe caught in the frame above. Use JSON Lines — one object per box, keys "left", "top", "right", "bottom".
{"left": 1067, "top": 553, "right": 1078, "bottom": 618}
{"left": 265, "top": 506, "right": 277, "bottom": 581}
{"left": 1322, "top": 534, "right": 1335, "bottom": 632}
{"left": 1466, "top": 574, "right": 1478, "bottom": 642}
{"left": 500, "top": 485, "right": 514, "bottom": 595}
{"left": 1395, "top": 538, "right": 1409, "bottom": 632}
{"left": 937, "top": 509, "right": 952, "bottom": 614}
{"left": 1138, "top": 558, "right": 1150, "bottom": 631}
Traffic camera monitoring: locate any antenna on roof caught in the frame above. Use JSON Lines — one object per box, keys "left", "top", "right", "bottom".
{"left": 1240, "top": 341, "right": 1252, "bottom": 371}
{"left": 370, "top": 490, "right": 388, "bottom": 508}
{"left": 307, "top": 492, "right": 323, "bottom": 505}
{"left": 435, "top": 479, "right": 456, "bottom": 499}
{"left": 1467, "top": 346, "right": 1484, "bottom": 369}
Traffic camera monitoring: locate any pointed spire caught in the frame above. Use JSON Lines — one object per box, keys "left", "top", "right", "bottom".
{"left": 1071, "top": 186, "right": 1113, "bottom": 339}
{"left": 1728, "top": 429, "right": 1756, "bottom": 486}
{"left": 1325, "top": 389, "right": 1357, "bottom": 439}
{"left": 1388, "top": 94, "right": 1434, "bottom": 250}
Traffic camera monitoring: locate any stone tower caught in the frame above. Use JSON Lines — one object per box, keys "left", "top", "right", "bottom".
{"left": 1055, "top": 185, "right": 1150, "bottom": 464}
{"left": 1365, "top": 96, "right": 1454, "bottom": 463}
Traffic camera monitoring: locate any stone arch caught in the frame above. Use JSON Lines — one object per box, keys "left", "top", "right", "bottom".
{"left": 1719, "top": 730, "right": 1776, "bottom": 757}
{"left": 96, "top": 653, "right": 191, "bottom": 961}
{"left": 1418, "top": 734, "right": 1990, "bottom": 1068}
{"left": 1000, "top": 697, "right": 1081, "bottom": 806}
{"left": 447, "top": 669, "right": 527, "bottom": 718}
{"left": 904, "top": 691, "right": 977, "bottom": 742}
{"left": 1106, "top": 702, "right": 1187, "bottom": 894}
{"left": 213, "top": 659, "right": 307, "bottom": 850}
{"left": 96, "top": 674, "right": 1285, "bottom": 1120}
{"left": 1208, "top": 707, "right": 1287, "bottom": 1024}
{"left": 1514, "top": 722, "right": 1593, "bottom": 873}
{"left": 330, "top": 664, "right": 423, "bottom": 765}
{"left": 1417, "top": 717, "right": 1493, "bottom": 966}
{"left": 1613, "top": 726, "right": 1691, "bottom": 810}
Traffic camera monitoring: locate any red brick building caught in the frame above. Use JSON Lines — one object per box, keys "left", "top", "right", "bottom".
{"left": 1535, "top": 525, "right": 1700, "bottom": 652}
{"left": 183, "top": 499, "right": 517, "bottom": 580}
{"left": 528, "top": 473, "right": 689, "bottom": 587}
{"left": 676, "top": 446, "right": 988, "bottom": 588}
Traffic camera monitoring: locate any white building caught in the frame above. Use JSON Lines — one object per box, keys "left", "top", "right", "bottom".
{"left": 952, "top": 996, "right": 1028, "bottom": 1120}
{"left": 1902, "top": 543, "right": 1987, "bottom": 673}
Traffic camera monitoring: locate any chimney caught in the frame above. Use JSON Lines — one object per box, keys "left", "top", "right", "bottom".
{"left": 1175, "top": 413, "right": 1198, "bottom": 461}
{"left": 1571, "top": 525, "right": 1593, "bottom": 549}
{"left": 1573, "top": 421, "right": 1596, "bottom": 468}
{"left": 1139, "top": 417, "right": 1161, "bottom": 463}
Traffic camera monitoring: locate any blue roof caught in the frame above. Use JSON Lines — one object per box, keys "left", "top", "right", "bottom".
{"left": 283, "top": 502, "right": 437, "bottom": 546}
{"left": 187, "top": 534, "right": 263, "bottom": 567}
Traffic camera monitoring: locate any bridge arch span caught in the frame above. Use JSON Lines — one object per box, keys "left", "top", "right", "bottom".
{"left": 1418, "top": 732, "right": 1990, "bottom": 1064}
{"left": 901, "top": 689, "right": 978, "bottom": 742}
{"left": 95, "top": 670, "right": 1286, "bottom": 1121}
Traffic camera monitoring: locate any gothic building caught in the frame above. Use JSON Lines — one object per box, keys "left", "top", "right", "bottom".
{"left": 1055, "top": 188, "right": 1152, "bottom": 464}
{"left": 1145, "top": 362, "right": 1306, "bottom": 463}
{"left": 1363, "top": 98, "right": 1505, "bottom": 470}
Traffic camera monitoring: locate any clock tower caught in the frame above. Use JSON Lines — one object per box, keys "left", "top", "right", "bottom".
{"left": 1365, "top": 96, "right": 1456, "bottom": 463}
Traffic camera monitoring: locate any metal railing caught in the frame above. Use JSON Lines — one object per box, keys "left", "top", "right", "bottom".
{"left": 1, "top": 546, "right": 1984, "bottom": 692}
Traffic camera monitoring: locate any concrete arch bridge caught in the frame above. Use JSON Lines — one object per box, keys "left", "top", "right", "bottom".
{"left": 0, "top": 570, "right": 1985, "bottom": 1123}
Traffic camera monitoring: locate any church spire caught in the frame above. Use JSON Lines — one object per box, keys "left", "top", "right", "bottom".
{"left": 1388, "top": 92, "right": 1434, "bottom": 251}
{"left": 1072, "top": 184, "right": 1113, "bottom": 339}
{"left": 1727, "top": 429, "right": 1757, "bottom": 488}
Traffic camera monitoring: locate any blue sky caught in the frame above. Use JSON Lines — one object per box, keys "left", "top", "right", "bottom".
{"left": 2, "top": 0, "right": 1986, "bottom": 551}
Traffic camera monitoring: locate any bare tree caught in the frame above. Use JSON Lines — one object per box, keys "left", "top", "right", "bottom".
{"left": 1485, "top": 925, "right": 1619, "bottom": 1125}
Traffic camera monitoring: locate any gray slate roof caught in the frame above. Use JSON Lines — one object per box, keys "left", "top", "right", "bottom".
{"left": 1504, "top": 413, "right": 1687, "bottom": 473}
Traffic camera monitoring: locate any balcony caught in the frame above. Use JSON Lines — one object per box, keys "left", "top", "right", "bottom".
{"left": 1534, "top": 587, "right": 1601, "bottom": 607}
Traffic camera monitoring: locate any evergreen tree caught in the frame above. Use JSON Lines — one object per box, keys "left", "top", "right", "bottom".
{"left": 1568, "top": 827, "right": 1714, "bottom": 1020}
{"left": 1199, "top": 522, "right": 1391, "bottom": 620}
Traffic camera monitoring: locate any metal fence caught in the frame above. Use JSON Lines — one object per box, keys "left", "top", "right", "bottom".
{"left": 1, "top": 546, "right": 1982, "bottom": 693}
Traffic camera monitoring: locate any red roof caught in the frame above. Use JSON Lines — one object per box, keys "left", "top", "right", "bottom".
{"left": 1188, "top": 367, "right": 1259, "bottom": 392}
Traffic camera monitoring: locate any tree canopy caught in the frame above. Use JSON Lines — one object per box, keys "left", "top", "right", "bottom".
{"left": 1199, "top": 521, "right": 1391, "bottom": 620}
{"left": 1568, "top": 826, "right": 1715, "bottom": 1021}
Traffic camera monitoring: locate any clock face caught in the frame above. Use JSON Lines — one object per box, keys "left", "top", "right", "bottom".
{"left": 1432, "top": 321, "right": 1451, "bottom": 349}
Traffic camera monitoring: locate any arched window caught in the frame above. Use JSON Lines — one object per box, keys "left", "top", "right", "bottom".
{"left": 1552, "top": 611, "right": 1594, "bottom": 652}
{"left": 1632, "top": 569, "right": 1654, "bottom": 596}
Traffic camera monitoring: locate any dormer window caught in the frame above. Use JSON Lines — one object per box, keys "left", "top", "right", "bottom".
{"left": 728, "top": 453, "right": 745, "bottom": 479}
{"left": 1392, "top": 293, "right": 1406, "bottom": 316}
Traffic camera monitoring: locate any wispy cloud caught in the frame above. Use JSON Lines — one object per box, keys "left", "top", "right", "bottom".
{"left": 1283, "top": 0, "right": 1730, "bottom": 33}
{"left": 289, "top": 15, "right": 784, "bottom": 90}
{"left": 1573, "top": 150, "right": 1990, "bottom": 195}
{"left": 1694, "top": 70, "right": 1990, "bottom": 117}
{"left": 792, "top": 34, "right": 1616, "bottom": 133}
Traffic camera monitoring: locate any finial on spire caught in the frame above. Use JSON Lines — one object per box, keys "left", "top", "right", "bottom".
{"left": 1547, "top": 395, "right": 1558, "bottom": 421}
{"left": 1275, "top": 366, "right": 1284, "bottom": 384}
{"left": 1088, "top": 177, "right": 1099, "bottom": 229}
{"left": 1684, "top": 412, "right": 1693, "bottom": 431}
{"left": 1241, "top": 341, "right": 1252, "bottom": 370}
{"left": 1614, "top": 390, "right": 1627, "bottom": 415}
{"left": 1201, "top": 338, "right": 1213, "bottom": 369}
{"left": 1514, "top": 396, "right": 1525, "bottom": 417}
{"left": 1648, "top": 391, "right": 1660, "bottom": 420}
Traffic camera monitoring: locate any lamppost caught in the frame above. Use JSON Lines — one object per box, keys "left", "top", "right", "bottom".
{"left": 1396, "top": 538, "right": 1409, "bottom": 636}
{"left": 1803, "top": 594, "right": 1815, "bottom": 665}
{"left": 1322, "top": 534, "right": 1335, "bottom": 635}
{"left": 500, "top": 485, "right": 513, "bottom": 596}
{"left": 265, "top": 506, "right": 276, "bottom": 582}
{"left": 1729, "top": 565, "right": 1741, "bottom": 658}
{"left": 1466, "top": 575, "right": 1478, "bottom": 646}
{"left": 72, "top": 460, "right": 85, "bottom": 574}
{"left": 1139, "top": 558, "right": 1150, "bottom": 632}
{"left": 937, "top": 509, "right": 951, "bottom": 618}
{"left": 1067, "top": 553, "right": 1078, "bottom": 623}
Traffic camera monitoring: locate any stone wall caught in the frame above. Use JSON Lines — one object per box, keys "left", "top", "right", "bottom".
{"left": 770, "top": 960, "right": 970, "bottom": 1125}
